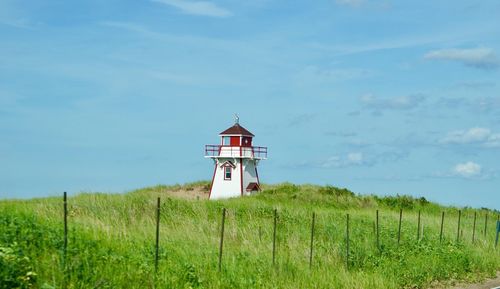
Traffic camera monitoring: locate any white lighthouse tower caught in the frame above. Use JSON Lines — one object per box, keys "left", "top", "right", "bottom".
{"left": 205, "top": 117, "right": 267, "bottom": 200}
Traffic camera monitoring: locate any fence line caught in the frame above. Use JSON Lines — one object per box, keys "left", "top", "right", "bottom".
{"left": 59, "top": 193, "right": 500, "bottom": 280}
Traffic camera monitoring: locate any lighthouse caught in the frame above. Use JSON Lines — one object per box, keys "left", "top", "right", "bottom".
{"left": 205, "top": 117, "right": 267, "bottom": 199}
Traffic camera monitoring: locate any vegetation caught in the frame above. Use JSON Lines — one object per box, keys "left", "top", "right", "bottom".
{"left": 1, "top": 182, "right": 499, "bottom": 289}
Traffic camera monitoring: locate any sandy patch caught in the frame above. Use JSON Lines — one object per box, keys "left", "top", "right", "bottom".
{"left": 162, "top": 185, "right": 210, "bottom": 200}
{"left": 431, "top": 274, "right": 500, "bottom": 289}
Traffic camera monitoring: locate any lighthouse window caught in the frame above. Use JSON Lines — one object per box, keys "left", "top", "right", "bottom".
{"left": 224, "top": 167, "right": 232, "bottom": 180}
{"left": 222, "top": 136, "right": 230, "bottom": 145}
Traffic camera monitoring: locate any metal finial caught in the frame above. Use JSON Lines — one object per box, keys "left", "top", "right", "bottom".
{"left": 234, "top": 113, "right": 239, "bottom": 124}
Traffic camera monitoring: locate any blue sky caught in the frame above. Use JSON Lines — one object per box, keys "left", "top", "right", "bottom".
{"left": 1, "top": 0, "right": 500, "bottom": 210}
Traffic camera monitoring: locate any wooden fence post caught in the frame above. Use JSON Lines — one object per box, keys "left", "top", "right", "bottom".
{"left": 155, "top": 197, "right": 161, "bottom": 273}
{"left": 346, "top": 213, "right": 350, "bottom": 270}
{"left": 484, "top": 213, "right": 488, "bottom": 238}
{"left": 309, "top": 212, "right": 316, "bottom": 269}
{"left": 63, "top": 192, "right": 68, "bottom": 260}
{"left": 472, "top": 212, "right": 477, "bottom": 244}
{"left": 495, "top": 221, "right": 499, "bottom": 248}
{"left": 218, "top": 208, "right": 226, "bottom": 272}
{"left": 440, "top": 212, "right": 445, "bottom": 242}
{"left": 272, "top": 208, "right": 277, "bottom": 266}
{"left": 417, "top": 210, "right": 421, "bottom": 241}
{"left": 376, "top": 210, "right": 380, "bottom": 251}
{"left": 457, "top": 210, "right": 461, "bottom": 243}
{"left": 397, "top": 209, "right": 403, "bottom": 245}
{"left": 63, "top": 192, "right": 68, "bottom": 288}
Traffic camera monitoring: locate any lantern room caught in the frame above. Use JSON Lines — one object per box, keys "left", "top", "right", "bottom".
{"left": 220, "top": 123, "right": 254, "bottom": 147}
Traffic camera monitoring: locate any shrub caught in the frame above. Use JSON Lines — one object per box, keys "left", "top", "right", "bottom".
{"left": 318, "top": 185, "right": 355, "bottom": 198}
{"left": 376, "top": 194, "right": 430, "bottom": 210}
{"left": 261, "top": 183, "right": 300, "bottom": 196}
{"left": 181, "top": 263, "right": 203, "bottom": 288}
{"left": 0, "top": 243, "right": 37, "bottom": 289}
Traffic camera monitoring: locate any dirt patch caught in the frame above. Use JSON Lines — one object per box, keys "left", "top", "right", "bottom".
{"left": 451, "top": 275, "right": 500, "bottom": 289}
{"left": 431, "top": 274, "right": 500, "bottom": 289}
{"left": 163, "top": 185, "right": 210, "bottom": 200}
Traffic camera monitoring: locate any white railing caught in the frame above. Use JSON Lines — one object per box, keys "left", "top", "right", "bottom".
{"left": 205, "top": 145, "right": 267, "bottom": 159}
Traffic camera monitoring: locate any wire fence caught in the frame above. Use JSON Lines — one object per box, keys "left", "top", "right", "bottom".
{"left": 59, "top": 192, "right": 500, "bottom": 288}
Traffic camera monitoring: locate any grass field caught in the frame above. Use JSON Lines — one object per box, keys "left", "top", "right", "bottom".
{"left": 1, "top": 182, "right": 499, "bottom": 289}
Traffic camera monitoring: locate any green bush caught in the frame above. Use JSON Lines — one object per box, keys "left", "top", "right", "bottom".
{"left": 375, "top": 194, "right": 430, "bottom": 209}
{"left": 318, "top": 185, "right": 355, "bottom": 198}
{"left": 0, "top": 243, "right": 37, "bottom": 289}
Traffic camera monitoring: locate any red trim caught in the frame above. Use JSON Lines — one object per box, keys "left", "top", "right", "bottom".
{"left": 220, "top": 160, "right": 236, "bottom": 168}
{"left": 208, "top": 162, "right": 218, "bottom": 199}
{"left": 246, "top": 182, "right": 260, "bottom": 192}
{"left": 255, "top": 166, "right": 260, "bottom": 190}
{"left": 240, "top": 157, "right": 243, "bottom": 196}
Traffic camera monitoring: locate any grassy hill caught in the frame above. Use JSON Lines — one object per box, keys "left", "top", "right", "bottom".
{"left": 1, "top": 182, "right": 499, "bottom": 289}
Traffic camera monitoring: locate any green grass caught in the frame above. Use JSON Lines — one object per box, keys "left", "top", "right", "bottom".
{"left": 1, "top": 182, "right": 499, "bottom": 289}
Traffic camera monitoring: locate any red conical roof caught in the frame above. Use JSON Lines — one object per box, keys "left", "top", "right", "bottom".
{"left": 219, "top": 123, "right": 254, "bottom": 136}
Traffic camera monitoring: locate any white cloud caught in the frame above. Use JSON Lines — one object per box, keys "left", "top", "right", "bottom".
{"left": 308, "top": 31, "right": 467, "bottom": 58}
{"left": 297, "top": 66, "right": 372, "bottom": 84}
{"left": 347, "top": 152, "right": 363, "bottom": 164}
{"left": 452, "top": 162, "right": 481, "bottom": 178}
{"left": 455, "top": 81, "right": 495, "bottom": 90}
{"left": 288, "top": 113, "right": 316, "bottom": 127}
{"left": 311, "top": 150, "right": 407, "bottom": 169}
{"left": 440, "top": 127, "right": 500, "bottom": 147}
{"left": 424, "top": 48, "right": 499, "bottom": 69}
{"left": 361, "top": 93, "right": 425, "bottom": 110}
{"left": 476, "top": 97, "right": 500, "bottom": 112}
{"left": 441, "top": 127, "right": 490, "bottom": 143}
{"left": 437, "top": 96, "right": 500, "bottom": 114}
{"left": 317, "top": 152, "right": 365, "bottom": 168}
{"left": 152, "top": 0, "right": 232, "bottom": 17}
{"left": 286, "top": 148, "right": 410, "bottom": 170}
{"left": 0, "top": 1, "right": 36, "bottom": 29}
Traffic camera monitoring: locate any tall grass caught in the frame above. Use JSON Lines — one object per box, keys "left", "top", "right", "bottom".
{"left": 1, "top": 182, "right": 499, "bottom": 289}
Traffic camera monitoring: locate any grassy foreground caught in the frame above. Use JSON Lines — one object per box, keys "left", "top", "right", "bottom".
{"left": 1, "top": 182, "right": 499, "bottom": 289}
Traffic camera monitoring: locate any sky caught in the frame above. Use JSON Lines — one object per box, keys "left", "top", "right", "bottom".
{"left": 1, "top": 0, "right": 500, "bottom": 210}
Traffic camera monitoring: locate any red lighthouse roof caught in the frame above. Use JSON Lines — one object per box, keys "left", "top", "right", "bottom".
{"left": 219, "top": 123, "right": 254, "bottom": 137}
